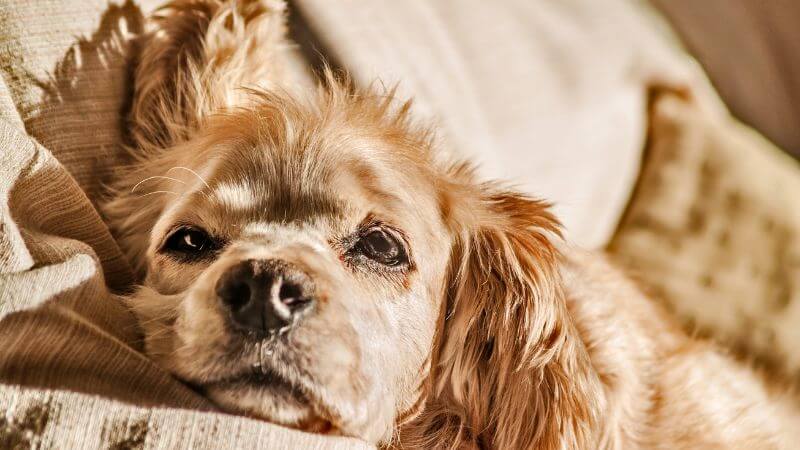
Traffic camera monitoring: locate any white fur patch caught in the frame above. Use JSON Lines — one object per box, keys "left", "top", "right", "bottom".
{"left": 242, "top": 222, "right": 330, "bottom": 254}
{"left": 242, "top": 221, "right": 277, "bottom": 236}
{"left": 213, "top": 182, "right": 258, "bottom": 210}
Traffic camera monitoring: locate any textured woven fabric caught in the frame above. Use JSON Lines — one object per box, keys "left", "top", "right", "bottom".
{"left": 609, "top": 92, "right": 800, "bottom": 382}
{"left": 1, "top": 384, "right": 369, "bottom": 449}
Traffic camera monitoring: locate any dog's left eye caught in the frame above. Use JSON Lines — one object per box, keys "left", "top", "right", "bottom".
{"left": 355, "top": 227, "right": 408, "bottom": 267}
{"left": 162, "top": 226, "right": 218, "bottom": 260}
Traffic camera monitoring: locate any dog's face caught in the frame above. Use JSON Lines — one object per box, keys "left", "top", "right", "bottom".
{"left": 102, "top": 1, "right": 600, "bottom": 445}
{"left": 107, "top": 85, "right": 596, "bottom": 448}
{"left": 119, "top": 91, "right": 452, "bottom": 441}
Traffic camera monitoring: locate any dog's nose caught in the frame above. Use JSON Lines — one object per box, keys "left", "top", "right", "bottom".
{"left": 216, "top": 259, "right": 315, "bottom": 334}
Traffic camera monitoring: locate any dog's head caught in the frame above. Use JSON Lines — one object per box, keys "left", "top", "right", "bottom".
{"left": 106, "top": 80, "right": 600, "bottom": 447}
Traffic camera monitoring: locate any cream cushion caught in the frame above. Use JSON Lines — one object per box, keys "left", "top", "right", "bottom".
{"left": 293, "top": 0, "right": 719, "bottom": 248}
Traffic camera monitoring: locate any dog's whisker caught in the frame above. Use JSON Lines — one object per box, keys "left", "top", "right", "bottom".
{"left": 144, "top": 328, "right": 173, "bottom": 341}
{"left": 165, "top": 339, "right": 195, "bottom": 359}
{"left": 137, "top": 315, "right": 178, "bottom": 332}
{"left": 131, "top": 175, "right": 187, "bottom": 193}
{"left": 137, "top": 190, "right": 180, "bottom": 198}
{"left": 136, "top": 312, "right": 179, "bottom": 328}
{"left": 167, "top": 166, "right": 211, "bottom": 190}
{"left": 252, "top": 340, "right": 264, "bottom": 375}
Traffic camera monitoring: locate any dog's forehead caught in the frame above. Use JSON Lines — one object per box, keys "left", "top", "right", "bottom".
{"left": 195, "top": 136, "right": 426, "bottom": 229}
{"left": 167, "top": 98, "right": 450, "bottom": 244}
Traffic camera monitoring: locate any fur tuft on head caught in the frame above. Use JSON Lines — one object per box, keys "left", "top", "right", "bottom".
{"left": 129, "top": 0, "right": 288, "bottom": 153}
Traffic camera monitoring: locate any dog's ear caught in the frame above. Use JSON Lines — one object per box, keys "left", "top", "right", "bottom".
{"left": 400, "top": 166, "right": 602, "bottom": 449}
{"left": 129, "top": 0, "right": 287, "bottom": 153}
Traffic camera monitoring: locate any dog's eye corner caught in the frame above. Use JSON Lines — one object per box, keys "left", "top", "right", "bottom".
{"left": 161, "top": 226, "right": 219, "bottom": 260}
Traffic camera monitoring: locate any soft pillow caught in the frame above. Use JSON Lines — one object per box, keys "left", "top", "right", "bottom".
{"left": 610, "top": 92, "right": 800, "bottom": 380}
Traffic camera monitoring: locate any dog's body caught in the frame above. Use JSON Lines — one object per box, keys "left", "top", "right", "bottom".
{"left": 102, "top": 1, "right": 798, "bottom": 448}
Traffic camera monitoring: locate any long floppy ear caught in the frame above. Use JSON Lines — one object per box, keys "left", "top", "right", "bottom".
{"left": 400, "top": 166, "right": 603, "bottom": 449}
{"left": 128, "top": 0, "right": 287, "bottom": 153}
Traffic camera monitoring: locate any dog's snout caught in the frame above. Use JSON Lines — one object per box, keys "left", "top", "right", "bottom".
{"left": 216, "top": 259, "right": 315, "bottom": 334}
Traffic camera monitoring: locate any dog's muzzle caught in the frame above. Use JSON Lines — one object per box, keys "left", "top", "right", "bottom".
{"left": 215, "top": 258, "right": 315, "bottom": 335}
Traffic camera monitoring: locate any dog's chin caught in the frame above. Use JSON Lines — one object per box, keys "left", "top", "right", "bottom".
{"left": 202, "top": 370, "right": 336, "bottom": 434}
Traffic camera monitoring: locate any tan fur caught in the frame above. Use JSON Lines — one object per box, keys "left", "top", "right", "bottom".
{"left": 102, "top": 1, "right": 799, "bottom": 448}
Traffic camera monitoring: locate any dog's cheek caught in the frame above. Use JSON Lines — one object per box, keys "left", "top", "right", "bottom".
{"left": 381, "top": 287, "right": 438, "bottom": 413}
{"left": 126, "top": 287, "right": 182, "bottom": 364}
{"left": 147, "top": 257, "right": 208, "bottom": 295}
{"left": 355, "top": 293, "right": 431, "bottom": 442}
{"left": 179, "top": 297, "right": 227, "bottom": 349}
{"left": 166, "top": 264, "right": 235, "bottom": 381}
{"left": 288, "top": 300, "right": 392, "bottom": 440}
{"left": 293, "top": 304, "right": 362, "bottom": 393}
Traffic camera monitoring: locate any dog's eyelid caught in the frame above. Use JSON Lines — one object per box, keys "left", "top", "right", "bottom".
{"left": 365, "top": 226, "right": 407, "bottom": 250}
{"left": 358, "top": 214, "right": 405, "bottom": 239}
{"left": 356, "top": 217, "right": 408, "bottom": 247}
{"left": 158, "top": 222, "right": 201, "bottom": 248}
{"left": 159, "top": 224, "right": 226, "bottom": 261}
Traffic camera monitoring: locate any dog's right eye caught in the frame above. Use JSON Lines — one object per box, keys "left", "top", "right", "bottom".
{"left": 162, "top": 226, "right": 218, "bottom": 260}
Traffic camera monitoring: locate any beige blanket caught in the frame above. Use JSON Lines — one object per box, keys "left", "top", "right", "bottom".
{"left": 1, "top": 0, "right": 795, "bottom": 448}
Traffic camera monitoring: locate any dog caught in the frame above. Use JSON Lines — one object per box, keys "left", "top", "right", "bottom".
{"left": 102, "top": 1, "right": 799, "bottom": 448}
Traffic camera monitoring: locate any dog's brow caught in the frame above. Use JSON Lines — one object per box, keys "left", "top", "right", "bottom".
{"left": 363, "top": 186, "right": 408, "bottom": 217}
{"left": 212, "top": 181, "right": 258, "bottom": 210}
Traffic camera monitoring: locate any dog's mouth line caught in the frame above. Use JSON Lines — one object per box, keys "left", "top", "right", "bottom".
{"left": 167, "top": 331, "right": 345, "bottom": 434}
{"left": 201, "top": 366, "right": 341, "bottom": 433}
{"left": 204, "top": 366, "right": 305, "bottom": 400}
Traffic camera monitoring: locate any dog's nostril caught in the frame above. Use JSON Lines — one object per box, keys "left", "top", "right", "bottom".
{"left": 216, "top": 259, "right": 314, "bottom": 335}
{"left": 278, "top": 282, "right": 304, "bottom": 306}
{"left": 219, "top": 279, "right": 251, "bottom": 310}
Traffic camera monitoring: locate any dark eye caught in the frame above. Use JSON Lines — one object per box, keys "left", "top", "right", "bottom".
{"left": 356, "top": 227, "right": 408, "bottom": 266}
{"left": 162, "top": 226, "right": 217, "bottom": 260}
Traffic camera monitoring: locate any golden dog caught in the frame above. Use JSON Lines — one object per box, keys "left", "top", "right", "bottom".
{"left": 102, "top": 1, "right": 798, "bottom": 448}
